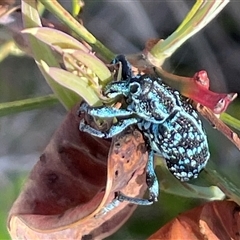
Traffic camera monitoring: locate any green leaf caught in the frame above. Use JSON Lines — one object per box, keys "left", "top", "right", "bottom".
{"left": 63, "top": 50, "right": 112, "bottom": 83}
{"left": 204, "top": 161, "right": 240, "bottom": 206}
{"left": 21, "top": 29, "right": 78, "bottom": 109}
{"left": 220, "top": 113, "right": 240, "bottom": 131}
{"left": 21, "top": 0, "right": 42, "bottom": 28}
{"left": 42, "top": 62, "right": 101, "bottom": 106}
{"left": 149, "top": 1, "right": 229, "bottom": 65}
{"left": 156, "top": 158, "right": 225, "bottom": 200}
{"left": 21, "top": 0, "right": 79, "bottom": 109}
{"left": 0, "top": 95, "right": 59, "bottom": 117}
{"left": 0, "top": 173, "right": 27, "bottom": 240}
{"left": 23, "top": 27, "right": 90, "bottom": 52}
{"left": 38, "top": 0, "right": 115, "bottom": 61}
{"left": 21, "top": 28, "right": 84, "bottom": 109}
{"left": 72, "top": 0, "right": 83, "bottom": 17}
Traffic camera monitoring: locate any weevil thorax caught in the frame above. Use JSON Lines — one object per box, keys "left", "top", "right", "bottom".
{"left": 126, "top": 75, "right": 184, "bottom": 123}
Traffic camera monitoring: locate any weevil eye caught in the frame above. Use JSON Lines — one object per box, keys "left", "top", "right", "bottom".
{"left": 129, "top": 82, "right": 141, "bottom": 95}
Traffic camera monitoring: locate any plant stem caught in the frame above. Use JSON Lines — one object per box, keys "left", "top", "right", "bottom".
{"left": 149, "top": 0, "right": 229, "bottom": 65}
{"left": 39, "top": 0, "right": 115, "bottom": 61}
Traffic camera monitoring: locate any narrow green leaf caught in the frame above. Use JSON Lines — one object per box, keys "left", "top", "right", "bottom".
{"left": 204, "top": 161, "right": 240, "bottom": 206}
{"left": 0, "top": 95, "right": 59, "bottom": 117}
{"left": 42, "top": 62, "right": 101, "bottom": 106}
{"left": 21, "top": 28, "right": 60, "bottom": 67}
{"left": 220, "top": 113, "right": 240, "bottom": 131}
{"left": 21, "top": 28, "right": 82, "bottom": 109}
{"left": 72, "top": 0, "right": 83, "bottom": 17}
{"left": 156, "top": 158, "right": 225, "bottom": 200}
{"left": 150, "top": 0, "right": 229, "bottom": 65}
{"left": 175, "top": 0, "right": 202, "bottom": 33}
{"left": 64, "top": 50, "right": 112, "bottom": 83}
{"left": 23, "top": 27, "right": 89, "bottom": 52}
{"left": 21, "top": 0, "right": 42, "bottom": 28}
{"left": 21, "top": 0, "right": 110, "bottom": 108}
{"left": 38, "top": 0, "right": 115, "bottom": 61}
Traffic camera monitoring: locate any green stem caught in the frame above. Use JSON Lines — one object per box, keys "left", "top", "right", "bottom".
{"left": 0, "top": 94, "right": 59, "bottom": 117}
{"left": 149, "top": 0, "right": 229, "bottom": 64}
{"left": 220, "top": 113, "right": 240, "bottom": 132}
{"left": 72, "top": 0, "right": 82, "bottom": 17}
{"left": 175, "top": 0, "right": 202, "bottom": 33}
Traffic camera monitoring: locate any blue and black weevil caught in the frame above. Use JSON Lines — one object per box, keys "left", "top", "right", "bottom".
{"left": 78, "top": 55, "right": 210, "bottom": 208}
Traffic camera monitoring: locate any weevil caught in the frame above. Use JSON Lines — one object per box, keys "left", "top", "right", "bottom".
{"left": 78, "top": 55, "right": 210, "bottom": 208}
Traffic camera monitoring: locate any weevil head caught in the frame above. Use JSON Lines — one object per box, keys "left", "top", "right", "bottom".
{"left": 104, "top": 55, "right": 134, "bottom": 99}
{"left": 111, "top": 55, "right": 133, "bottom": 80}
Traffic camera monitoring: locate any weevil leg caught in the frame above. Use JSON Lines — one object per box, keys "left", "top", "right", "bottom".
{"left": 116, "top": 191, "right": 154, "bottom": 205}
{"left": 95, "top": 191, "right": 154, "bottom": 218}
{"left": 94, "top": 153, "right": 159, "bottom": 217}
{"left": 79, "top": 120, "right": 105, "bottom": 138}
{"left": 146, "top": 150, "right": 159, "bottom": 202}
{"left": 79, "top": 118, "right": 138, "bottom": 138}
{"left": 94, "top": 197, "right": 121, "bottom": 218}
{"left": 78, "top": 102, "right": 133, "bottom": 118}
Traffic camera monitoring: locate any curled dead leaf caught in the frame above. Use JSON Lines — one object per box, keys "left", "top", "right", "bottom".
{"left": 148, "top": 200, "right": 240, "bottom": 240}
{"left": 8, "top": 104, "right": 148, "bottom": 239}
{"left": 0, "top": 0, "right": 15, "bottom": 6}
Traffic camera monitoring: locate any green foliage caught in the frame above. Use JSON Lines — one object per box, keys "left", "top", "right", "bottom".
{"left": 0, "top": 173, "right": 27, "bottom": 240}
{"left": 0, "top": 95, "right": 58, "bottom": 117}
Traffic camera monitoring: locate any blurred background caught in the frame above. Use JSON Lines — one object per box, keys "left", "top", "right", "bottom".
{"left": 1, "top": 0, "right": 240, "bottom": 239}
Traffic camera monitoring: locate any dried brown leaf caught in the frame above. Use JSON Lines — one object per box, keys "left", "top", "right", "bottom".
{"left": 8, "top": 104, "right": 148, "bottom": 239}
{"left": 148, "top": 201, "right": 240, "bottom": 240}
{"left": 0, "top": 0, "right": 15, "bottom": 5}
